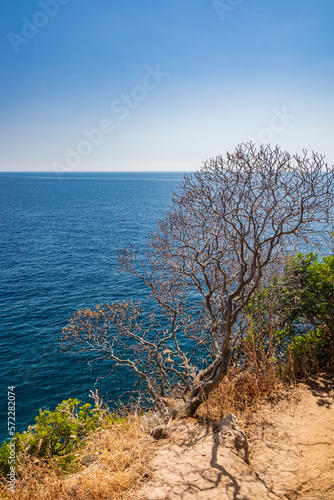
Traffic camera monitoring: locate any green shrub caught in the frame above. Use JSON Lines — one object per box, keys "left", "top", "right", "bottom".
{"left": 0, "top": 398, "right": 123, "bottom": 476}
{"left": 244, "top": 248, "right": 334, "bottom": 376}
{"left": 287, "top": 327, "right": 330, "bottom": 376}
{"left": 0, "top": 442, "right": 12, "bottom": 476}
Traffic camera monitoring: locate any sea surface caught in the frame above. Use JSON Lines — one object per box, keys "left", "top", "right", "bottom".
{"left": 0, "top": 172, "right": 186, "bottom": 443}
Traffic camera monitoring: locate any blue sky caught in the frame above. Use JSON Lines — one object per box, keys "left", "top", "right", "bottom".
{"left": 1, "top": 0, "right": 333, "bottom": 171}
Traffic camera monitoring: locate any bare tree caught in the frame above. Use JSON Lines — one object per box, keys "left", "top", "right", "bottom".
{"left": 62, "top": 143, "right": 334, "bottom": 418}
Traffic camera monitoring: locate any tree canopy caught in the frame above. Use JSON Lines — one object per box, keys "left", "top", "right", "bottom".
{"left": 62, "top": 143, "right": 334, "bottom": 417}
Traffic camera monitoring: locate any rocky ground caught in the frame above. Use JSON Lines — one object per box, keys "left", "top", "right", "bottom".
{"left": 136, "top": 374, "right": 334, "bottom": 500}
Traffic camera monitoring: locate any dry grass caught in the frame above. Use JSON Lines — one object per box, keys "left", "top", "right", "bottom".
{"left": 197, "top": 362, "right": 283, "bottom": 425}
{"left": 0, "top": 420, "right": 152, "bottom": 500}
{"left": 195, "top": 324, "right": 291, "bottom": 425}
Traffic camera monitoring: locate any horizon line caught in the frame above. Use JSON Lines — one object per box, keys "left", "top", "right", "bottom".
{"left": 0, "top": 170, "right": 192, "bottom": 173}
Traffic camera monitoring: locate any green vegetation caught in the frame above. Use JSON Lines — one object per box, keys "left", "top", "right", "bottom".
{"left": 0, "top": 398, "right": 124, "bottom": 477}
{"left": 245, "top": 248, "right": 334, "bottom": 377}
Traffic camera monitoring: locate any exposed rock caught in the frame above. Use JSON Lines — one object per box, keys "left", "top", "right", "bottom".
{"left": 214, "top": 413, "right": 250, "bottom": 464}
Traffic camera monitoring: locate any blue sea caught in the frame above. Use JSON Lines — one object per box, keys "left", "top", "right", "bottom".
{"left": 0, "top": 172, "right": 186, "bottom": 443}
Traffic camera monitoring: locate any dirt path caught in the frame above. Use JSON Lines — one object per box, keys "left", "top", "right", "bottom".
{"left": 248, "top": 374, "right": 334, "bottom": 499}
{"left": 137, "top": 375, "right": 334, "bottom": 500}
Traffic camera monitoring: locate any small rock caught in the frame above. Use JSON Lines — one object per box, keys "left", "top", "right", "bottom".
{"left": 81, "top": 455, "right": 97, "bottom": 466}
{"left": 151, "top": 425, "right": 169, "bottom": 440}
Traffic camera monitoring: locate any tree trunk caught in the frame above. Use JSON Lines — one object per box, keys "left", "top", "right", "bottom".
{"left": 177, "top": 348, "right": 230, "bottom": 418}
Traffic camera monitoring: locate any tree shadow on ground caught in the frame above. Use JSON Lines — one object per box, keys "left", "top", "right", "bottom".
{"left": 303, "top": 371, "right": 334, "bottom": 408}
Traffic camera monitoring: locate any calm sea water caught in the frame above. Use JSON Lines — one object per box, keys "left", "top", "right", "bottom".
{"left": 0, "top": 172, "right": 186, "bottom": 443}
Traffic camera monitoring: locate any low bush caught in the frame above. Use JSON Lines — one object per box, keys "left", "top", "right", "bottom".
{"left": 0, "top": 418, "right": 150, "bottom": 500}
{"left": 0, "top": 397, "right": 124, "bottom": 477}
{"left": 285, "top": 327, "right": 331, "bottom": 378}
{"left": 244, "top": 249, "right": 334, "bottom": 378}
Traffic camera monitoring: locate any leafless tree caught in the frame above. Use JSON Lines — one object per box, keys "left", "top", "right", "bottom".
{"left": 62, "top": 143, "right": 334, "bottom": 418}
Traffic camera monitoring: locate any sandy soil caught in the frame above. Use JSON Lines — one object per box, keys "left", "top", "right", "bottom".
{"left": 137, "top": 374, "right": 334, "bottom": 500}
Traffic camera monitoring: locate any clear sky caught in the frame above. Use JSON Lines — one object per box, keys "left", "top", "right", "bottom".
{"left": 1, "top": 0, "right": 334, "bottom": 172}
